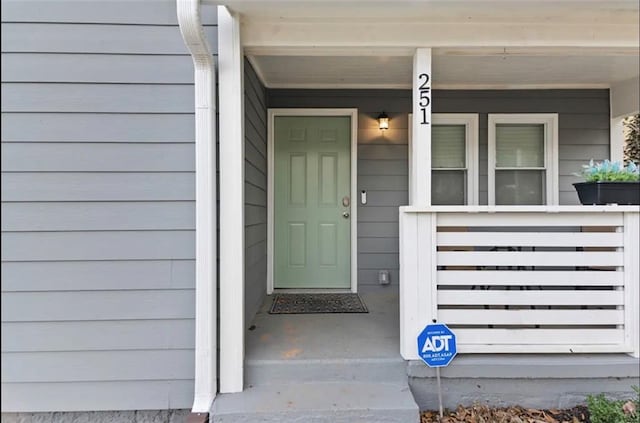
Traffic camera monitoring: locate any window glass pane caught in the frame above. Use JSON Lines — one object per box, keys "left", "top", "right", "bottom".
{"left": 432, "top": 170, "right": 466, "bottom": 205}
{"left": 495, "top": 170, "right": 545, "bottom": 205}
{"left": 432, "top": 125, "right": 466, "bottom": 168}
{"left": 496, "top": 124, "right": 544, "bottom": 167}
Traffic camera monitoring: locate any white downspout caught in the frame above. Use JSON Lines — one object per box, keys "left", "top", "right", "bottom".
{"left": 177, "top": 0, "right": 217, "bottom": 414}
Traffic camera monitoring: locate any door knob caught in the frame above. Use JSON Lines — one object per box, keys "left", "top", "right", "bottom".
{"left": 342, "top": 212, "right": 350, "bottom": 218}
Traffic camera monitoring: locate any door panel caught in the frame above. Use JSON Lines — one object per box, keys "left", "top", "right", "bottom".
{"left": 274, "top": 116, "right": 351, "bottom": 289}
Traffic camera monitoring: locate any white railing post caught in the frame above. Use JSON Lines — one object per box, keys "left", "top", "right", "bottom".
{"left": 400, "top": 209, "right": 419, "bottom": 359}
{"left": 623, "top": 211, "right": 640, "bottom": 358}
{"left": 400, "top": 210, "right": 438, "bottom": 360}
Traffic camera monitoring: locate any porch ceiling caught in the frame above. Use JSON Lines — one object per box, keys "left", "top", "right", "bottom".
{"left": 247, "top": 50, "right": 640, "bottom": 89}
{"left": 224, "top": 0, "right": 638, "bottom": 89}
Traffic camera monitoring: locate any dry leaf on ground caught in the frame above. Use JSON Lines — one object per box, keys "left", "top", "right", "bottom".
{"left": 421, "top": 404, "right": 590, "bottom": 423}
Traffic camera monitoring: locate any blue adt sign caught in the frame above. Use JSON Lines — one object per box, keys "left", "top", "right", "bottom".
{"left": 417, "top": 323, "right": 457, "bottom": 368}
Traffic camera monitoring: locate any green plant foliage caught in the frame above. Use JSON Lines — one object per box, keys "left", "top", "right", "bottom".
{"left": 578, "top": 160, "right": 640, "bottom": 182}
{"left": 586, "top": 386, "right": 639, "bottom": 423}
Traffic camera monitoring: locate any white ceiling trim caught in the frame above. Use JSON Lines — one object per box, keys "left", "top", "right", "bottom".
{"left": 263, "top": 82, "right": 612, "bottom": 90}
{"left": 241, "top": 21, "right": 639, "bottom": 49}
{"left": 245, "top": 46, "right": 639, "bottom": 57}
{"left": 216, "top": 0, "right": 638, "bottom": 26}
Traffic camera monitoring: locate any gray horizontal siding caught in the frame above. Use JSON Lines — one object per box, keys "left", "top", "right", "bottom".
{"left": 1, "top": 143, "right": 195, "bottom": 171}
{"left": 1, "top": 350, "right": 193, "bottom": 382}
{"left": 1, "top": 0, "right": 217, "bottom": 24}
{"left": 1, "top": 381, "right": 193, "bottom": 413}
{"left": 2, "top": 173, "right": 195, "bottom": 201}
{"left": 1, "top": 260, "right": 195, "bottom": 292}
{"left": 1, "top": 290, "right": 194, "bottom": 321}
{"left": 2, "top": 320, "right": 194, "bottom": 352}
{"left": 269, "top": 88, "right": 611, "bottom": 285}
{"left": 1, "top": 0, "right": 208, "bottom": 412}
{"left": 244, "top": 58, "right": 268, "bottom": 325}
{"left": 1, "top": 53, "right": 213, "bottom": 84}
{"left": 2, "top": 231, "right": 195, "bottom": 261}
{"left": 1, "top": 23, "right": 217, "bottom": 54}
{"left": 2, "top": 84, "right": 195, "bottom": 113}
{"left": 2, "top": 202, "right": 195, "bottom": 231}
{"left": 1, "top": 113, "right": 195, "bottom": 142}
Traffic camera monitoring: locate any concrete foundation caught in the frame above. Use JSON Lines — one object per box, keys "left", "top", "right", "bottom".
{"left": 0, "top": 410, "right": 190, "bottom": 423}
{"left": 408, "top": 355, "right": 640, "bottom": 410}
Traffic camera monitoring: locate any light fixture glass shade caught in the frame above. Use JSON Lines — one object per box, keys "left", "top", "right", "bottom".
{"left": 378, "top": 112, "right": 389, "bottom": 130}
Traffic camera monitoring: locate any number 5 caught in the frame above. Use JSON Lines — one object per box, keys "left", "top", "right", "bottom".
{"left": 419, "top": 90, "right": 430, "bottom": 107}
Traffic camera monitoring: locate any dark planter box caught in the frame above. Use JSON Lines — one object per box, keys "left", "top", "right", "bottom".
{"left": 573, "top": 181, "right": 640, "bottom": 205}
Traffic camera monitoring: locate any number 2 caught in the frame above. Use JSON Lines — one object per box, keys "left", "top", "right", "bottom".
{"left": 418, "top": 73, "right": 430, "bottom": 90}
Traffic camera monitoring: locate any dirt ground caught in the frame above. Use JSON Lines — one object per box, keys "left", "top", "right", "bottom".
{"left": 421, "top": 404, "right": 591, "bottom": 423}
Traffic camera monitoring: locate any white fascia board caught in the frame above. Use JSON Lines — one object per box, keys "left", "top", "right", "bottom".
{"left": 177, "top": 0, "right": 217, "bottom": 414}
{"left": 242, "top": 21, "right": 639, "bottom": 49}
{"left": 246, "top": 46, "right": 638, "bottom": 58}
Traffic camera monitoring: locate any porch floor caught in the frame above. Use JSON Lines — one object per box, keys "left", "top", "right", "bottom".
{"left": 245, "top": 284, "right": 400, "bottom": 362}
{"left": 211, "top": 285, "right": 419, "bottom": 422}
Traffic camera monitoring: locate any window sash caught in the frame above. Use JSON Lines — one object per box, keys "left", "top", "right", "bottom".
{"left": 432, "top": 169, "right": 467, "bottom": 205}
{"left": 432, "top": 124, "right": 466, "bottom": 169}
{"left": 488, "top": 114, "right": 558, "bottom": 206}
{"left": 495, "top": 123, "right": 545, "bottom": 168}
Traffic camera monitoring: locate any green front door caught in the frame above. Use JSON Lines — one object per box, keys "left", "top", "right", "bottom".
{"left": 274, "top": 116, "right": 351, "bottom": 289}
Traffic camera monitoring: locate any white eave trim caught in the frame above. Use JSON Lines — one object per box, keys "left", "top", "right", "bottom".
{"left": 177, "top": 0, "right": 218, "bottom": 414}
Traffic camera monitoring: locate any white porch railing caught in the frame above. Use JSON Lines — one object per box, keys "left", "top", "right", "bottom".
{"left": 400, "top": 206, "right": 640, "bottom": 359}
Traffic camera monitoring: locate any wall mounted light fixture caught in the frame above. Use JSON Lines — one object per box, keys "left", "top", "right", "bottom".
{"left": 377, "top": 112, "right": 389, "bottom": 130}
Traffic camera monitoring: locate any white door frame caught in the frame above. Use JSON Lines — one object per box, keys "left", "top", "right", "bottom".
{"left": 267, "top": 108, "right": 358, "bottom": 294}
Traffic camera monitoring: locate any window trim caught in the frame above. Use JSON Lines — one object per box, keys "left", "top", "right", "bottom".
{"left": 409, "top": 113, "right": 479, "bottom": 205}
{"left": 488, "top": 113, "right": 559, "bottom": 206}
{"left": 433, "top": 114, "right": 479, "bottom": 205}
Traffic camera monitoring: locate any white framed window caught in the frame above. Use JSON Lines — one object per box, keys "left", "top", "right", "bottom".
{"left": 409, "top": 113, "right": 479, "bottom": 205}
{"left": 488, "top": 114, "right": 558, "bottom": 205}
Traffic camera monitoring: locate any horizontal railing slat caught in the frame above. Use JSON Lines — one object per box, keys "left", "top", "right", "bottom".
{"left": 437, "top": 251, "right": 623, "bottom": 267}
{"left": 438, "top": 290, "right": 623, "bottom": 306}
{"left": 438, "top": 309, "right": 623, "bottom": 325}
{"left": 454, "top": 328, "right": 624, "bottom": 345}
{"left": 456, "top": 344, "right": 633, "bottom": 354}
{"left": 437, "top": 232, "right": 623, "bottom": 247}
{"left": 438, "top": 212, "right": 623, "bottom": 227}
{"left": 437, "top": 270, "right": 624, "bottom": 286}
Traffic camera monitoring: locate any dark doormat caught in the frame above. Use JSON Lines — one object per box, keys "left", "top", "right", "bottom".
{"left": 269, "top": 293, "right": 368, "bottom": 314}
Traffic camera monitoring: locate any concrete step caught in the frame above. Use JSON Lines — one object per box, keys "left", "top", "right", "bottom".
{"left": 245, "top": 357, "right": 408, "bottom": 385}
{"left": 211, "top": 381, "right": 420, "bottom": 423}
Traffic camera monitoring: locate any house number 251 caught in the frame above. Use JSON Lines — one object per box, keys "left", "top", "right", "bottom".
{"left": 417, "top": 73, "right": 431, "bottom": 125}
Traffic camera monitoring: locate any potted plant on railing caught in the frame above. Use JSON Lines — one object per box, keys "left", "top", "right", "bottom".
{"left": 573, "top": 159, "right": 640, "bottom": 205}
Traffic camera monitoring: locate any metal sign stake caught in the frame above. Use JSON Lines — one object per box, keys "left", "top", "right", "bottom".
{"left": 436, "top": 367, "right": 443, "bottom": 419}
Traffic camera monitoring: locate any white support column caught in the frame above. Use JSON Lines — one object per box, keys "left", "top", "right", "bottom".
{"left": 610, "top": 76, "right": 639, "bottom": 163}
{"left": 177, "top": 0, "right": 217, "bottom": 413}
{"left": 411, "top": 48, "right": 432, "bottom": 206}
{"left": 623, "top": 212, "right": 640, "bottom": 358}
{"left": 218, "top": 5, "right": 245, "bottom": 393}
{"left": 610, "top": 117, "right": 624, "bottom": 163}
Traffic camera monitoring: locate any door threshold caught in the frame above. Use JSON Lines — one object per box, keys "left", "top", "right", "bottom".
{"left": 272, "top": 288, "right": 355, "bottom": 294}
